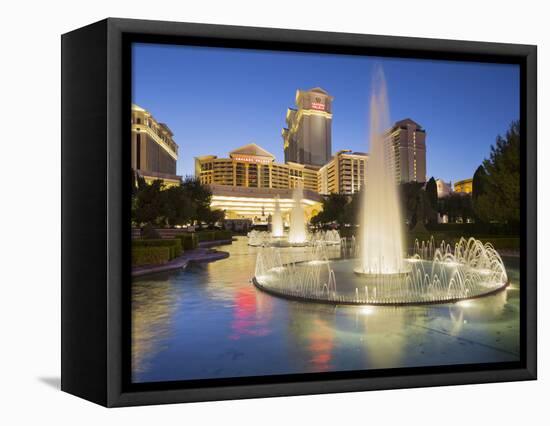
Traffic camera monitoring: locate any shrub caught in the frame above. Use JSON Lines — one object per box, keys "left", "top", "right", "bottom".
{"left": 196, "top": 231, "right": 216, "bottom": 242}
{"left": 339, "top": 227, "right": 358, "bottom": 239}
{"left": 132, "top": 238, "right": 182, "bottom": 259}
{"left": 426, "top": 222, "right": 519, "bottom": 237}
{"left": 141, "top": 223, "right": 161, "bottom": 239}
{"left": 482, "top": 237, "right": 520, "bottom": 250}
{"left": 214, "top": 230, "right": 232, "bottom": 241}
{"left": 195, "top": 230, "right": 233, "bottom": 243}
{"left": 176, "top": 233, "right": 198, "bottom": 250}
{"left": 132, "top": 246, "right": 170, "bottom": 266}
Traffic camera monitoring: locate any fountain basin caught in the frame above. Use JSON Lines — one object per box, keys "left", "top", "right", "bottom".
{"left": 353, "top": 268, "right": 411, "bottom": 278}
{"left": 247, "top": 230, "right": 342, "bottom": 247}
{"left": 253, "top": 275, "right": 508, "bottom": 306}
{"left": 253, "top": 238, "right": 509, "bottom": 306}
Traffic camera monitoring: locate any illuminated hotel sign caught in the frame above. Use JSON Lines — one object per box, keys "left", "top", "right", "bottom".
{"left": 232, "top": 155, "right": 272, "bottom": 164}
{"left": 310, "top": 96, "right": 326, "bottom": 111}
{"left": 311, "top": 102, "right": 325, "bottom": 111}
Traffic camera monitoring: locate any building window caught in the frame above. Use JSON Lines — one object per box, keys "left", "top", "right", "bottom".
{"left": 136, "top": 134, "right": 141, "bottom": 169}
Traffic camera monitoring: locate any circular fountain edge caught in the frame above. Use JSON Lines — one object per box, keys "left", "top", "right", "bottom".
{"left": 252, "top": 276, "right": 510, "bottom": 307}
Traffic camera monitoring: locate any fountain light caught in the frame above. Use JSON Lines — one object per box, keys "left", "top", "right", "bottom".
{"left": 360, "top": 306, "right": 375, "bottom": 315}
{"left": 271, "top": 194, "right": 284, "bottom": 238}
{"left": 288, "top": 183, "right": 307, "bottom": 245}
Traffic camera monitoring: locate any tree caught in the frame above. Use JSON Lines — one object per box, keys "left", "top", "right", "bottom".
{"left": 181, "top": 176, "right": 213, "bottom": 223}
{"left": 400, "top": 182, "right": 437, "bottom": 229}
{"left": 132, "top": 179, "right": 165, "bottom": 226}
{"left": 473, "top": 121, "right": 520, "bottom": 223}
{"left": 471, "top": 165, "right": 488, "bottom": 222}
{"left": 400, "top": 182, "right": 423, "bottom": 228}
{"left": 160, "top": 185, "right": 197, "bottom": 227}
{"left": 311, "top": 193, "right": 349, "bottom": 226}
{"left": 131, "top": 174, "right": 223, "bottom": 228}
{"left": 472, "top": 165, "right": 487, "bottom": 203}
{"left": 203, "top": 208, "right": 225, "bottom": 226}
{"left": 342, "top": 191, "right": 362, "bottom": 226}
{"left": 425, "top": 177, "right": 438, "bottom": 211}
{"left": 440, "top": 193, "right": 474, "bottom": 223}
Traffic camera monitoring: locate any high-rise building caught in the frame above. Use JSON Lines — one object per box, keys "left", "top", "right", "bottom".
{"left": 131, "top": 104, "right": 181, "bottom": 186}
{"left": 386, "top": 118, "right": 427, "bottom": 183}
{"left": 318, "top": 150, "right": 369, "bottom": 195}
{"left": 282, "top": 87, "right": 333, "bottom": 167}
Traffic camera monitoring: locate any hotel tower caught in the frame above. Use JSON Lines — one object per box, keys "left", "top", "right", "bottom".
{"left": 386, "top": 118, "right": 427, "bottom": 183}
{"left": 131, "top": 104, "right": 181, "bottom": 186}
{"left": 282, "top": 88, "right": 334, "bottom": 167}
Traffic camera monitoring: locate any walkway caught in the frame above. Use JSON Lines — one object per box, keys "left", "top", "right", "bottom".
{"left": 132, "top": 242, "right": 230, "bottom": 277}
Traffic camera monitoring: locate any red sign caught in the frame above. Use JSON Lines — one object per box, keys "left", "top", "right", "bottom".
{"left": 311, "top": 102, "right": 325, "bottom": 111}
{"left": 232, "top": 156, "right": 271, "bottom": 164}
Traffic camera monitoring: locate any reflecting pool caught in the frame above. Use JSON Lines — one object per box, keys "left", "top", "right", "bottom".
{"left": 132, "top": 237, "right": 520, "bottom": 383}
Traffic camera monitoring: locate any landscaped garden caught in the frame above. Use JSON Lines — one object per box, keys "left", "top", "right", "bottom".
{"left": 131, "top": 174, "right": 232, "bottom": 268}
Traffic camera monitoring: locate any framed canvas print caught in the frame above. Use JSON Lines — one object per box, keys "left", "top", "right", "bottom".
{"left": 61, "top": 18, "right": 537, "bottom": 407}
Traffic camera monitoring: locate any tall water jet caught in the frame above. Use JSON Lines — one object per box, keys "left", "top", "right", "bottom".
{"left": 288, "top": 183, "right": 307, "bottom": 244}
{"left": 271, "top": 194, "right": 284, "bottom": 237}
{"left": 356, "top": 68, "right": 405, "bottom": 275}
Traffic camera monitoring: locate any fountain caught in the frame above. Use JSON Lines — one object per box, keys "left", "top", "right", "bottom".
{"left": 288, "top": 183, "right": 307, "bottom": 245}
{"left": 254, "top": 236, "right": 508, "bottom": 305}
{"left": 252, "top": 66, "right": 509, "bottom": 305}
{"left": 271, "top": 195, "right": 284, "bottom": 238}
{"left": 248, "top": 183, "right": 341, "bottom": 247}
{"left": 356, "top": 69, "right": 406, "bottom": 275}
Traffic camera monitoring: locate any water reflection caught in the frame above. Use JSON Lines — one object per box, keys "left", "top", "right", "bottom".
{"left": 131, "top": 237, "right": 520, "bottom": 383}
{"left": 285, "top": 304, "right": 337, "bottom": 372}
{"left": 355, "top": 306, "right": 408, "bottom": 368}
{"left": 230, "top": 286, "right": 273, "bottom": 340}
{"left": 132, "top": 277, "right": 178, "bottom": 375}
{"left": 308, "top": 318, "right": 334, "bottom": 371}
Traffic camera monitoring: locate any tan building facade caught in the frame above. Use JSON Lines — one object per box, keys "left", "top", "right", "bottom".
{"left": 282, "top": 87, "right": 333, "bottom": 167}
{"left": 386, "top": 118, "right": 427, "bottom": 184}
{"left": 195, "top": 143, "right": 319, "bottom": 192}
{"left": 436, "top": 179, "right": 453, "bottom": 198}
{"left": 454, "top": 178, "right": 473, "bottom": 194}
{"left": 318, "top": 150, "right": 369, "bottom": 195}
{"left": 195, "top": 143, "right": 322, "bottom": 220}
{"left": 131, "top": 104, "right": 181, "bottom": 186}
{"left": 208, "top": 185, "right": 322, "bottom": 221}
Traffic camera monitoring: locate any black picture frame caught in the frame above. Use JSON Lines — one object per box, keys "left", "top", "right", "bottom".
{"left": 61, "top": 17, "right": 537, "bottom": 407}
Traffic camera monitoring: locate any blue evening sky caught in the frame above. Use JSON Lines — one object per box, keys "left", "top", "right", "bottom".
{"left": 132, "top": 43, "right": 519, "bottom": 183}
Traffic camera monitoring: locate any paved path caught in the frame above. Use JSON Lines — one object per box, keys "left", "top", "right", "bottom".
{"left": 498, "top": 249, "right": 520, "bottom": 258}
{"left": 132, "top": 246, "right": 229, "bottom": 277}
{"left": 198, "top": 239, "right": 233, "bottom": 248}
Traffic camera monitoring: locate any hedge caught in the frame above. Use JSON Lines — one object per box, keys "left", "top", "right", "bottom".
{"left": 176, "top": 233, "right": 198, "bottom": 250}
{"left": 339, "top": 227, "right": 358, "bottom": 239}
{"left": 132, "top": 238, "right": 182, "bottom": 259}
{"left": 196, "top": 230, "right": 232, "bottom": 242}
{"left": 132, "top": 246, "right": 171, "bottom": 267}
{"left": 426, "top": 222, "right": 519, "bottom": 237}
{"left": 214, "top": 230, "right": 232, "bottom": 241}
{"left": 195, "top": 230, "right": 215, "bottom": 242}
{"left": 481, "top": 237, "right": 520, "bottom": 250}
